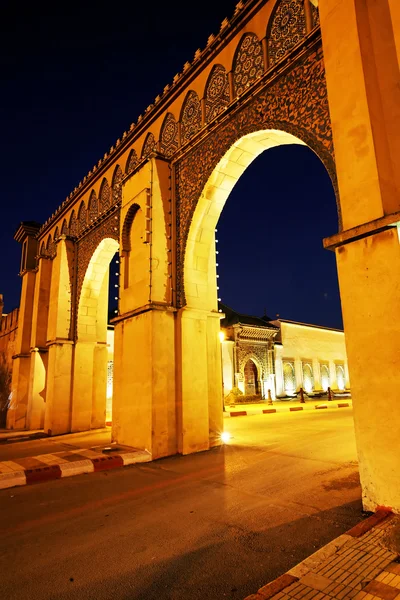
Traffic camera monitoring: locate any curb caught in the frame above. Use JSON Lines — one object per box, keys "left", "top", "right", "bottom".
{"left": 0, "top": 449, "right": 152, "bottom": 491}
{"left": 224, "top": 402, "right": 351, "bottom": 418}
{"left": 243, "top": 509, "right": 393, "bottom": 600}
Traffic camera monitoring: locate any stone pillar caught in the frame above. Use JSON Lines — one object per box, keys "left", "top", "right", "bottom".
{"left": 7, "top": 222, "right": 41, "bottom": 429}
{"left": 7, "top": 271, "right": 36, "bottom": 429}
{"left": 320, "top": 0, "right": 400, "bottom": 511}
{"left": 113, "top": 156, "right": 177, "bottom": 458}
{"left": 26, "top": 255, "right": 52, "bottom": 430}
{"left": 313, "top": 358, "right": 322, "bottom": 390}
{"left": 44, "top": 236, "right": 74, "bottom": 435}
{"left": 112, "top": 306, "right": 177, "bottom": 458}
{"left": 177, "top": 307, "right": 223, "bottom": 455}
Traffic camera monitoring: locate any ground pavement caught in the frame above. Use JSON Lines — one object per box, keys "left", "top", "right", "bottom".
{"left": 0, "top": 397, "right": 352, "bottom": 491}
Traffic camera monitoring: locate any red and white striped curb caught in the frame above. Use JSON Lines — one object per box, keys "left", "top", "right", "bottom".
{"left": 243, "top": 509, "right": 393, "bottom": 600}
{"left": 224, "top": 401, "right": 352, "bottom": 417}
{"left": 0, "top": 449, "right": 151, "bottom": 491}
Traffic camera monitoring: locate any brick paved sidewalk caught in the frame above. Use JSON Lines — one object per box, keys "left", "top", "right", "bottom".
{"left": 245, "top": 510, "right": 400, "bottom": 600}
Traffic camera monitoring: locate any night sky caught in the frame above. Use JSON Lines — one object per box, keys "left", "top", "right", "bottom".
{"left": 0, "top": 0, "right": 343, "bottom": 329}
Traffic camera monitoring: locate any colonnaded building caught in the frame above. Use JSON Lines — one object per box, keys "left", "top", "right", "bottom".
{"left": 1, "top": 0, "right": 399, "bottom": 513}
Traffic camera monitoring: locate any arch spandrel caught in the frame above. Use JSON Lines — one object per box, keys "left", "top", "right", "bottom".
{"left": 177, "top": 42, "right": 337, "bottom": 308}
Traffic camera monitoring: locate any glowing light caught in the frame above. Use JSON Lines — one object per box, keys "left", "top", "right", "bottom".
{"left": 220, "top": 431, "right": 231, "bottom": 444}
{"left": 219, "top": 331, "right": 225, "bottom": 342}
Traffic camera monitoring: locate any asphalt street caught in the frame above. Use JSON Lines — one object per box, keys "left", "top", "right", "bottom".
{"left": 0, "top": 408, "right": 364, "bottom": 600}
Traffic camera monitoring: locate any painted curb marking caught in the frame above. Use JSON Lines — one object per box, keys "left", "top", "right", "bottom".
{"left": 0, "top": 450, "right": 152, "bottom": 491}
{"left": 224, "top": 402, "right": 352, "bottom": 418}
{"left": 243, "top": 509, "right": 392, "bottom": 600}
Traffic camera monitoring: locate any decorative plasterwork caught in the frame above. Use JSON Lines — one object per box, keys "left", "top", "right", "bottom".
{"left": 232, "top": 33, "right": 264, "bottom": 97}
{"left": 237, "top": 326, "right": 277, "bottom": 341}
{"left": 180, "top": 91, "right": 202, "bottom": 144}
{"left": 175, "top": 42, "right": 337, "bottom": 307}
{"left": 268, "top": 0, "right": 307, "bottom": 67}
{"left": 99, "top": 179, "right": 111, "bottom": 213}
{"left": 141, "top": 133, "right": 156, "bottom": 158}
{"left": 126, "top": 149, "right": 138, "bottom": 174}
{"left": 311, "top": 4, "right": 320, "bottom": 28}
{"left": 205, "top": 65, "right": 230, "bottom": 123}
{"left": 159, "top": 113, "right": 179, "bottom": 157}
{"left": 236, "top": 344, "right": 268, "bottom": 378}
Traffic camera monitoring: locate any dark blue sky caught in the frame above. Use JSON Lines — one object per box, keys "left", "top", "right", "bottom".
{"left": 0, "top": 0, "right": 343, "bottom": 329}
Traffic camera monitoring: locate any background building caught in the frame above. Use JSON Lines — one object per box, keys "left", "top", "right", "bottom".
{"left": 219, "top": 304, "right": 349, "bottom": 400}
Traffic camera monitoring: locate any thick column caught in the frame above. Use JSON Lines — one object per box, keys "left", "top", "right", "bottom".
{"left": 206, "top": 312, "right": 224, "bottom": 446}
{"left": 27, "top": 349, "right": 47, "bottom": 430}
{"left": 335, "top": 229, "right": 400, "bottom": 511}
{"left": 7, "top": 271, "right": 36, "bottom": 429}
{"left": 112, "top": 307, "right": 176, "bottom": 458}
{"left": 320, "top": 0, "right": 400, "bottom": 511}
{"left": 177, "top": 307, "right": 223, "bottom": 455}
{"left": 26, "top": 255, "right": 52, "bottom": 430}
{"left": 44, "top": 237, "right": 74, "bottom": 435}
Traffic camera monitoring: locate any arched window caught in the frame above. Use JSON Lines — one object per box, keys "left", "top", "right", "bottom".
{"left": 121, "top": 203, "right": 140, "bottom": 288}
{"left": 320, "top": 363, "right": 330, "bottom": 391}
{"left": 336, "top": 364, "right": 345, "bottom": 390}
{"left": 302, "top": 362, "right": 314, "bottom": 393}
{"left": 283, "top": 360, "right": 296, "bottom": 394}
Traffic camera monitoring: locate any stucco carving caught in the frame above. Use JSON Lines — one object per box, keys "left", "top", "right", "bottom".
{"left": 205, "top": 65, "right": 230, "bottom": 123}
{"left": 233, "top": 33, "right": 264, "bottom": 97}
{"left": 160, "top": 113, "right": 179, "bottom": 157}
{"left": 180, "top": 91, "right": 202, "bottom": 145}
{"left": 268, "top": 0, "right": 306, "bottom": 66}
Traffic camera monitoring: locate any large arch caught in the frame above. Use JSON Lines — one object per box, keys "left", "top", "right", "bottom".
{"left": 72, "top": 237, "right": 119, "bottom": 431}
{"left": 184, "top": 129, "right": 308, "bottom": 311}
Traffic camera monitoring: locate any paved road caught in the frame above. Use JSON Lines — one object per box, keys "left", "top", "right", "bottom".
{"left": 0, "top": 408, "right": 364, "bottom": 600}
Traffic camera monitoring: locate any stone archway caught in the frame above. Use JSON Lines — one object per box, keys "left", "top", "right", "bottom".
{"left": 72, "top": 237, "right": 119, "bottom": 431}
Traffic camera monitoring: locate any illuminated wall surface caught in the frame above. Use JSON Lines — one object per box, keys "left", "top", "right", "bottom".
{"left": 217, "top": 315, "right": 349, "bottom": 399}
